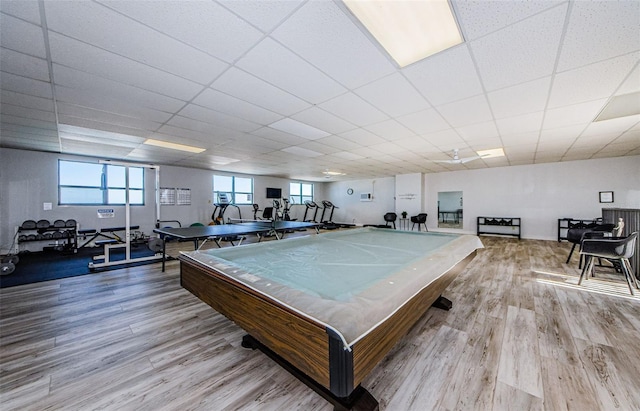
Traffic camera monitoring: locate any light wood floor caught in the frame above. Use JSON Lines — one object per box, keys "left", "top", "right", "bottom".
{"left": 1, "top": 234, "right": 639, "bottom": 410}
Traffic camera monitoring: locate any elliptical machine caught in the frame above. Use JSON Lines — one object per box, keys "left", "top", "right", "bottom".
{"left": 282, "top": 198, "right": 296, "bottom": 221}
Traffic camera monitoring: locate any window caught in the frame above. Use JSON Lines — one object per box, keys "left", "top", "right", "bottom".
{"left": 213, "top": 175, "right": 253, "bottom": 205}
{"left": 289, "top": 182, "right": 313, "bottom": 205}
{"left": 58, "top": 160, "right": 144, "bottom": 205}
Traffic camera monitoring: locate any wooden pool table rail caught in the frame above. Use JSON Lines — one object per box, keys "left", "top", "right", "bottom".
{"left": 179, "top": 248, "right": 477, "bottom": 408}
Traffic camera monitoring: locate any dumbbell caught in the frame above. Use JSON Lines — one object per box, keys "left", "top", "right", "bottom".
{"left": 1, "top": 255, "right": 18, "bottom": 275}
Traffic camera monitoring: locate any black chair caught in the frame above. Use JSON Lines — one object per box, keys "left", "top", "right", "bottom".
{"left": 410, "top": 213, "right": 428, "bottom": 231}
{"left": 262, "top": 207, "right": 274, "bottom": 220}
{"left": 384, "top": 212, "right": 397, "bottom": 229}
{"left": 566, "top": 223, "right": 615, "bottom": 266}
{"left": 579, "top": 232, "right": 638, "bottom": 295}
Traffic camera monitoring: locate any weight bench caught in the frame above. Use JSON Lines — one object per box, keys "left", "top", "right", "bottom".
{"left": 78, "top": 226, "right": 140, "bottom": 249}
{"left": 88, "top": 225, "right": 161, "bottom": 270}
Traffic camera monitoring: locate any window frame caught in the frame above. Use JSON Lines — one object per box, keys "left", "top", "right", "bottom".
{"left": 289, "top": 182, "right": 314, "bottom": 205}
{"left": 213, "top": 174, "right": 254, "bottom": 205}
{"left": 58, "top": 159, "right": 145, "bottom": 206}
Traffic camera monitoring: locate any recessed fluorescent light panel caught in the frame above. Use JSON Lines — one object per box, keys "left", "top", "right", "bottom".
{"left": 476, "top": 148, "right": 505, "bottom": 158}
{"left": 269, "top": 118, "right": 331, "bottom": 140}
{"left": 143, "top": 139, "right": 206, "bottom": 153}
{"left": 594, "top": 92, "right": 640, "bottom": 122}
{"left": 323, "top": 170, "right": 346, "bottom": 176}
{"left": 343, "top": 0, "right": 464, "bottom": 67}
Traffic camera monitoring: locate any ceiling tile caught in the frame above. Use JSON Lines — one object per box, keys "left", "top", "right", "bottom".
{"left": 558, "top": 0, "right": 640, "bottom": 72}
{"left": 99, "top": 0, "right": 263, "bottom": 63}
{"left": 178, "top": 104, "right": 261, "bottom": 133}
{"left": 423, "top": 129, "right": 466, "bottom": 150}
{"left": 580, "top": 115, "right": 640, "bottom": 138}
{"left": 367, "top": 142, "right": 406, "bottom": 155}
{"left": 616, "top": 65, "right": 640, "bottom": 95}
{"left": 55, "top": 86, "right": 173, "bottom": 124}
{"left": 281, "top": 146, "right": 323, "bottom": 158}
{"left": 62, "top": 139, "right": 135, "bottom": 159}
{"left": 0, "top": 13, "right": 46, "bottom": 58}
{"left": 271, "top": 0, "right": 396, "bottom": 89}
{"left": 0, "top": 0, "right": 41, "bottom": 24}
{"left": 291, "top": 107, "right": 356, "bottom": 135}
{"left": 0, "top": 113, "right": 57, "bottom": 131}
{"left": 296, "top": 141, "right": 341, "bottom": 155}
{"left": 1, "top": 133, "right": 59, "bottom": 151}
{"left": 319, "top": 92, "right": 388, "bottom": 127}
{"left": 0, "top": 48, "right": 50, "bottom": 82}
{"left": 236, "top": 37, "right": 346, "bottom": 104}
{"left": 496, "top": 111, "right": 544, "bottom": 135}
{"left": 250, "top": 126, "right": 308, "bottom": 146}
{"left": 403, "top": 44, "right": 483, "bottom": 106}
{"left": 57, "top": 116, "right": 152, "bottom": 140}
{"left": 453, "top": 0, "right": 565, "bottom": 40}
{"left": 57, "top": 103, "right": 163, "bottom": 131}
{"left": 45, "top": 1, "right": 228, "bottom": 85}
{"left": 467, "top": 138, "right": 503, "bottom": 151}
{"left": 488, "top": 76, "right": 551, "bottom": 119}
{"left": 1, "top": 102, "right": 55, "bottom": 122}
{"left": 314, "top": 135, "right": 361, "bottom": 151}
{"left": 436, "top": 94, "right": 493, "bottom": 127}
{"left": 0, "top": 71, "right": 52, "bottom": 99}
{"left": 396, "top": 108, "right": 450, "bottom": 135}
{"left": 1, "top": 90, "right": 54, "bottom": 112}
{"left": 338, "top": 128, "right": 386, "bottom": 146}
{"left": 539, "top": 124, "right": 586, "bottom": 142}
{"left": 53, "top": 65, "right": 185, "bottom": 113}
{"left": 1, "top": 122, "right": 57, "bottom": 137}
{"left": 364, "top": 119, "right": 415, "bottom": 141}
{"left": 158, "top": 121, "right": 238, "bottom": 145}
{"left": 192, "top": 88, "right": 282, "bottom": 125}
{"left": 548, "top": 52, "right": 640, "bottom": 109}
{"left": 471, "top": 5, "right": 567, "bottom": 91}
{"left": 456, "top": 120, "right": 500, "bottom": 142}
{"left": 211, "top": 68, "right": 310, "bottom": 116}
{"left": 543, "top": 99, "right": 607, "bottom": 129}
{"left": 48, "top": 32, "right": 203, "bottom": 101}
{"left": 221, "top": 0, "right": 303, "bottom": 33}
{"left": 355, "top": 72, "right": 430, "bottom": 117}
{"left": 501, "top": 131, "right": 540, "bottom": 146}
{"left": 268, "top": 117, "right": 330, "bottom": 140}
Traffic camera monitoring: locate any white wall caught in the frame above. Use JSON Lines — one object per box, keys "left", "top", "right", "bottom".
{"left": 324, "top": 177, "right": 396, "bottom": 226}
{"left": 2, "top": 148, "right": 638, "bottom": 250}
{"left": 425, "top": 156, "right": 640, "bottom": 240}
{"left": 395, "top": 173, "right": 423, "bottom": 217}
{"left": 0, "top": 148, "right": 325, "bottom": 252}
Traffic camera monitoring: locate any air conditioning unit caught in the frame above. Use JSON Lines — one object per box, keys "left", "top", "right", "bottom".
{"left": 360, "top": 192, "right": 372, "bottom": 202}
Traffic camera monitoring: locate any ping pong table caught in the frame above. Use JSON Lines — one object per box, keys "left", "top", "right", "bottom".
{"left": 153, "top": 220, "right": 321, "bottom": 271}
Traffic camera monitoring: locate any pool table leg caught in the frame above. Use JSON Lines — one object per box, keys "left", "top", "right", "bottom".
{"left": 431, "top": 295, "right": 453, "bottom": 311}
{"left": 241, "top": 334, "right": 379, "bottom": 411}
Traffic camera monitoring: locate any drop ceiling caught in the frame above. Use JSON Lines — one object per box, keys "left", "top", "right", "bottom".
{"left": 1, "top": 0, "right": 638, "bottom": 182}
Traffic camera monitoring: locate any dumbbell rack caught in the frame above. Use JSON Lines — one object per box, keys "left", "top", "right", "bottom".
{"left": 17, "top": 220, "right": 78, "bottom": 253}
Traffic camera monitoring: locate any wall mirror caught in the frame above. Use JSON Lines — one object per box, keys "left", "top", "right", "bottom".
{"left": 438, "top": 191, "right": 463, "bottom": 229}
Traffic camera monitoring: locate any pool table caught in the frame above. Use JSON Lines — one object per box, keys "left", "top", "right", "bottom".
{"left": 179, "top": 228, "right": 482, "bottom": 409}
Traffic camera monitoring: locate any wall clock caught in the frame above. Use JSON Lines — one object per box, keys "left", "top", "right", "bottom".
{"left": 347, "top": 188, "right": 354, "bottom": 195}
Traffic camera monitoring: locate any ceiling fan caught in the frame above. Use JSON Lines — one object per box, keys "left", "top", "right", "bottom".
{"left": 434, "top": 149, "right": 486, "bottom": 164}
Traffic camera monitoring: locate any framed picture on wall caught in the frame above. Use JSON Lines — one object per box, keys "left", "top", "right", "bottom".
{"left": 599, "top": 191, "right": 614, "bottom": 203}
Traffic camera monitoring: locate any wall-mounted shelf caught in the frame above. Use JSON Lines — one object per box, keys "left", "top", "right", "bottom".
{"left": 17, "top": 219, "right": 78, "bottom": 252}
{"left": 477, "top": 217, "right": 521, "bottom": 239}
{"left": 557, "top": 218, "right": 601, "bottom": 242}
